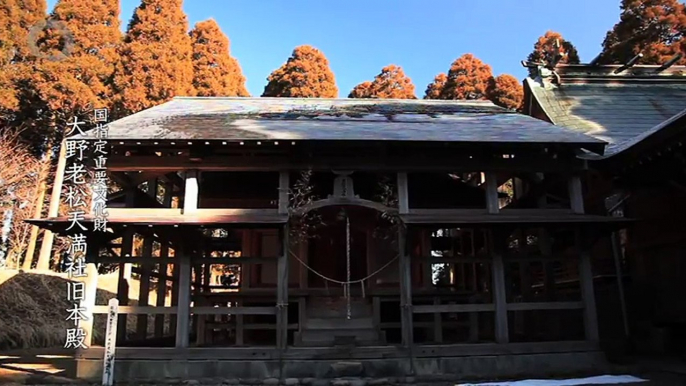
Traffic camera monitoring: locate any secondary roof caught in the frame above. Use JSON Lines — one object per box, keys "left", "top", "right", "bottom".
{"left": 524, "top": 64, "right": 686, "bottom": 159}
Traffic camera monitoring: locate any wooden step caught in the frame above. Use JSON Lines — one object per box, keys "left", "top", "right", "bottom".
{"left": 305, "top": 317, "right": 374, "bottom": 330}
{"left": 298, "top": 328, "right": 381, "bottom": 344}
{"left": 307, "top": 300, "right": 372, "bottom": 319}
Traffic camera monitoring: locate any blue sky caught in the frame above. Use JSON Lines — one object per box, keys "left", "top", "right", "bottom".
{"left": 48, "top": 0, "right": 625, "bottom": 97}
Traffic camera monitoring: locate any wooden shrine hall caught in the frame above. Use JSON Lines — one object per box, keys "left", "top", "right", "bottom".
{"left": 30, "top": 97, "right": 629, "bottom": 381}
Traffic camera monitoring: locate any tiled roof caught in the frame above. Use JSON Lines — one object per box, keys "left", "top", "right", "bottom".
{"left": 526, "top": 64, "right": 686, "bottom": 158}
{"left": 74, "top": 97, "right": 605, "bottom": 151}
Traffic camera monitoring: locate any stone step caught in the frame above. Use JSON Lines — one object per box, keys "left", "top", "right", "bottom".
{"left": 299, "top": 328, "right": 381, "bottom": 344}
{"left": 305, "top": 317, "right": 374, "bottom": 330}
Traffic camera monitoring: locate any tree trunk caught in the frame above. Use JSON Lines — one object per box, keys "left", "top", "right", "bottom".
{"left": 36, "top": 137, "right": 67, "bottom": 271}
{"left": 22, "top": 146, "right": 53, "bottom": 270}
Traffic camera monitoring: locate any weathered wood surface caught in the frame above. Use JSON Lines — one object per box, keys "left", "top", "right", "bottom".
{"left": 174, "top": 255, "right": 191, "bottom": 348}
{"left": 76, "top": 340, "right": 597, "bottom": 361}
{"left": 102, "top": 299, "right": 119, "bottom": 386}
{"left": 276, "top": 225, "right": 289, "bottom": 351}
{"left": 413, "top": 303, "right": 495, "bottom": 313}
{"left": 401, "top": 209, "right": 630, "bottom": 225}
{"left": 105, "top": 154, "right": 588, "bottom": 173}
{"left": 30, "top": 209, "right": 288, "bottom": 228}
{"left": 90, "top": 305, "right": 277, "bottom": 315}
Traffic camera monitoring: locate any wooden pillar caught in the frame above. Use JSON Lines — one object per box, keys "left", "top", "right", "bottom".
{"left": 397, "top": 172, "right": 409, "bottom": 214}
{"left": 278, "top": 171, "right": 289, "bottom": 215}
{"left": 36, "top": 139, "right": 67, "bottom": 271}
{"left": 116, "top": 229, "right": 134, "bottom": 344}
{"left": 170, "top": 252, "right": 179, "bottom": 334}
{"left": 146, "top": 178, "right": 158, "bottom": 199}
{"left": 175, "top": 170, "right": 199, "bottom": 348}
{"left": 136, "top": 236, "right": 154, "bottom": 339}
{"left": 154, "top": 241, "right": 169, "bottom": 338}
{"left": 485, "top": 172, "right": 508, "bottom": 343}
{"left": 485, "top": 172, "right": 500, "bottom": 214}
{"left": 156, "top": 187, "right": 173, "bottom": 337}
{"left": 568, "top": 175, "right": 585, "bottom": 214}
{"left": 277, "top": 224, "right": 289, "bottom": 350}
{"left": 420, "top": 231, "right": 432, "bottom": 289}
{"left": 398, "top": 227, "right": 414, "bottom": 352}
{"left": 577, "top": 228, "right": 600, "bottom": 343}
{"left": 397, "top": 171, "right": 413, "bottom": 353}
{"left": 277, "top": 171, "right": 290, "bottom": 351}
{"left": 539, "top": 229, "right": 556, "bottom": 300}
{"left": 175, "top": 253, "right": 191, "bottom": 348}
{"left": 491, "top": 235, "right": 509, "bottom": 344}
{"left": 568, "top": 173, "right": 599, "bottom": 343}
{"left": 183, "top": 170, "right": 199, "bottom": 213}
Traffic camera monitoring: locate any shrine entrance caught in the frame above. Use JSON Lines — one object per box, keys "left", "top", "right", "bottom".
{"left": 294, "top": 205, "right": 395, "bottom": 346}
{"left": 307, "top": 205, "right": 370, "bottom": 289}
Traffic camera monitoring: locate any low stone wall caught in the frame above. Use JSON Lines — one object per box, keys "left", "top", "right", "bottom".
{"left": 76, "top": 350, "right": 608, "bottom": 384}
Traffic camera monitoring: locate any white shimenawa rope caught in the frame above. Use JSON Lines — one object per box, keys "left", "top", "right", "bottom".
{"left": 288, "top": 210, "right": 401, "bottom": 320}
{"left": 288, "top": 251, "right": 399, "bottom": 286}
{"left": 294, "top": 248, "right": 396, "bottom": 319}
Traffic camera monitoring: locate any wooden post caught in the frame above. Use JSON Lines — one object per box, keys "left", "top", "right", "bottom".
{"left": 568, "top": 173, "right": 599, "bottom": 343}
{"left": 278, "top": 171, "right": 289, "bottom": 215}
{"left": 397, "top": 172, "right": 413, "bottom": 351}
{"left": 277, "top": 171, "right": 290, "bottom": 353}
{"left": 577, "top": 229, "right": 600, "bottom": 343}
{"left": 175, "top": 169, "right": 199, "bottom": 348}
{"left": 398, "top": 225, "right": 414, "bottom": 373}
{"left": 183, "top": 170, "right": 199, "bottom": 213}
{"left": 433, "top": 297, "right": 443, "bottom": 343}
{"left": 102, "top": 298, "right": 119, "bottom": 386}
{"left": 175, "top": 254, "right": 191, "bottom": 348}
{"left": 490, "top": 229, "right": 509, "bottom": 344}
{"left": 36, "top": 139, "right": 67, "bottom": 271}
{"left": 485, "top": 172, "right": 500, "bottom": 214}
{"left": 236, "top": 300, "right": 244, "bottom": 346}
{"left": 154, "top": 241, "right": 169, "bottom": 338}
{"left": 169, "top": 257, "right": 179, "bottom": 334}
{"left": 539, "top": 229, "right": 556, "bottom": 300}
{"left": 568, "top": 175, "right": 585, "bottom": 214}
{"left": 241, "top": 230, "right": 252, "bottom": 290}
{"left": 136, "top": 236, "right": 154, "bottom": 339}
{"left": 155, "top": 186, "right": 173, "bottom": 336}
{"left": 397, "top": 172, "right": 409, "bottom": 214}
{"left": 485, "top": 173, "right": 508, "bottom": 343}
{"left": 116, "top": 229, "right": 133, "bottom": 344}
{"left": 277, "top": 224, "right": 289, "bottom": 351}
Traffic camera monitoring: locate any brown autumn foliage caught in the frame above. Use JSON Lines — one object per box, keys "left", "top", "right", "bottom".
{"left": 349, "top": 65, "right": 416, "bottom": 99}
{"left": 348, "top": 81, "right": 374, "bottom": 98}
{"left": 423, "top": 73, "right": 447, "bottom": 99}
{"left": 0, "top": 0, "right": 46, "bottom": 116}
{"left": 0, "top": 0, "right": 46, "bottom": 62}
{"left": 262, "top": 45, "right": 338, "bottom": 98}
{"left": 113, "top": 0, "right": 194, "bottom": 117}
{"left": 26, "top": 0, "right": 122, "bottom": 133}
{"left": 0, "top": 131, "right": 42, "bottom": 268}
{"left": 488, "top": 74, "right": 524, "bottom": 111}
{"left": 527, "top": 31, "right": 581, "bottom": 66}
{"left": 436, "top": 54, "right": 494, "bottom": 100}
{"left": 600, "top": 0, "right": 686, "bottom": 65}
{"left": 191, "top": 19, "right": 249, "bottom": 97}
